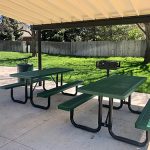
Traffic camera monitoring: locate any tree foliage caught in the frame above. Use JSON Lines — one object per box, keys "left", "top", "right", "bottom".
{"left": 41, "top": 25, "right": 144, "bottom": 42}
{"left": 137, "top": 23, "right": 150, "bottom": 64}
{"left": 0, "top": 16, "right": 23, "bottom": 40}
{"left": 0, "top": 16, "right": 144, "bottom": 43}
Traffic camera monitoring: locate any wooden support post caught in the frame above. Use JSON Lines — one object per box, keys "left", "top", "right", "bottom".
{"left": 37, "top": 30, "right": 42, "bottom": 86}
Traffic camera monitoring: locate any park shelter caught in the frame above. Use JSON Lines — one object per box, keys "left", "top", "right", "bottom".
{"left": 0, "top": 0, "right": 150, "bottom": 70}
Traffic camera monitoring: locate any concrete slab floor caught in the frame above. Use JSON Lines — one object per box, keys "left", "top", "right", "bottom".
{"left": 0, "top": 66, "right": 150, "bottom": 150}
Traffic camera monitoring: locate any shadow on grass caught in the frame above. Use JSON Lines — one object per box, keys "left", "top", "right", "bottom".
{"left": 0, "top": 56, "right": 32, "bottom": 63}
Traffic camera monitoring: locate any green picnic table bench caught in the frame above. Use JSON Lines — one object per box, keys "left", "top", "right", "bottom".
{"left": 0, "top": 76, "right": 50, "bottom": 104}
{"left": 58, "top": 93, "right": 101, "bottom": 133}
{"left": 37, "top": 80, "right": 83, "bottom": 109}
{"left": 133, "top": 99, "right": 150, "bottom": 147}
{"left": 135, "top": 99, "right": 150, "bottom": 131}
{"left": 58, "top": 93, "right": 94, "bottom": 111}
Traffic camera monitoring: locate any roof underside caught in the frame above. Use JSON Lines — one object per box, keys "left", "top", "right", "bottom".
{"left": 0, "top": 0, "right": 150, "bottom": 29}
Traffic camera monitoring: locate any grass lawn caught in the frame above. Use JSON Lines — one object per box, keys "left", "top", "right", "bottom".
{"left": 0, "top": 51, "right": 150, "bottom": 94}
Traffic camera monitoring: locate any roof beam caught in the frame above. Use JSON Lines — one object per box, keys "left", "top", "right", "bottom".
{"left": 109, "top": 0, "right": 124, "bottom": 17}
{"left": 0, "top": 9, "right": 34, "bottom": 24}
{"left": 47, "top": 0, "right": 83, "bottom": 21}
{"left": 130, "top": 0, "right": 140, "bottom": 15}
{"left": 32, "top": 15, "right": 150, "bottom": 30}
{"left": 0, "top": 3, "right": 46, "bottom": 24}
{"left": 7, "top": 0, "right": 51, "bottom": 23}
{"left": 27, "top": 0, "right": 62, "bottom": 23}
{"left": 30, "top": 0, "right": 71, "bottom": 22}
{"left": 66, "top": 0, "right": 95, "bottom": 19}
{"left": 42, "top": 0, "right": 72, "bottom": 22}
{"left": 88, "top": 0, "right": 109, "bottom": 18}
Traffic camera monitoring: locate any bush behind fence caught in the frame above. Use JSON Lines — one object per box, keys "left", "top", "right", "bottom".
{"left": 0, "top": 40, "right": 146, "bottom": 57}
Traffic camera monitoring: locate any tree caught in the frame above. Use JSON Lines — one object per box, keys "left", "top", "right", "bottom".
{"left": 42, "top": 29, "right": 64, "bottom": 41}
{"left": 137, "top": 23, "right": 150, "bottom": 64}
{"left": 30, "top": 29, "right": 37, "bottom": 57}
{"left": 41, "top": 25, "right": 144, "bottom": 42}
{"left": 63, "top": 28, "right": 81, "bottom": 42}
{"left": 81, "top": 25, "right": 143, "bottom": 41}
{"left": 0, "top": 16, "right": 23, "bottom": 40}
{"left": 0, "top": 16, "right": 37, "bottom": 57}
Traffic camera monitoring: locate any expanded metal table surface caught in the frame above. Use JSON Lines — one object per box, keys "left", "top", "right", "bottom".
{"left": 10, "top": 68, "right": 73, "bottom": 79}
{"left": 79, "top": 75, "right": 146, "bottom": 100}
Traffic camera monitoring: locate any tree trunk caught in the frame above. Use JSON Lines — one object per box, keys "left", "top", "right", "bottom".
{"left": 143, "top": 23, "right": 150, "bottom": 64}
{"left": 30, "top": 30, "right": 37, "bottom": 57}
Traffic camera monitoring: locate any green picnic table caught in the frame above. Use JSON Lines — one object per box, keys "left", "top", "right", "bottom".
{"left": 77, "top": 74, "right": 148, "bottom": 146}
{"left": 10, "top": 68, "right": 74, "bottom": 109}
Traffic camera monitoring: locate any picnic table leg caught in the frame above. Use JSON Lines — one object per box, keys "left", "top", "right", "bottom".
{"left": 42, "top": 80, "right": 49, "bottom": 91}
{"left": 61, "top": 74, "right": 78, "bottom": 96}
{"left": 43, "top": 74, "right": 59, "bottom": 90}
{"left": 103, "top": 70, "right": 124, "bottom": 110}
{"left": 108, "top": 98, "right": 148, "bottom": 147}
{"left": 29, "top": 80, "right": 51, "bottom": 110}
{"left": 103, "top": 100, "right": 123, "bottom": 110}
{"left": 127, "top": 95, "right": 141, "bottom": 114}
{"left": 70, "top": 96, "right": 102, "bottom": 133}
{"left": 10, "top": 82, "right": 28, "bottom": 104}
{"left": 56, "top": 74, "right": 59, "bottom": 87}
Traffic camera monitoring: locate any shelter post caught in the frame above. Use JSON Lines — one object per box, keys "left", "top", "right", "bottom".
{"left": 37, "top": 29, "right": 42, "bottom": 85}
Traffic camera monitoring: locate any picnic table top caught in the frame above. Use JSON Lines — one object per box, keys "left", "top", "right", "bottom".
{"left": 79, "top": 75, "right": 146, "bottom": 99}
{"left": 10, "top": 68, "right": 74, "bottom": 79}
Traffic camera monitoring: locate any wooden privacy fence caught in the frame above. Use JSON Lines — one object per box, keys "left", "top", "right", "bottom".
{"left": 42, "top": 40, "right": 146, "bottom": 57}
{"left": 0, "top": 40, "right": 147, "bottom": 57}
{"left": 0, "top": 41, "right": 26, "bottom": 52}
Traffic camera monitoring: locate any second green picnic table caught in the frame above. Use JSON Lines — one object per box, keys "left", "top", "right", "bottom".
{"left": 10, "top": 67, "right": 74, "bottom": 109}
{"left": 77, "top": 75, "right": 147, "bottom": 146}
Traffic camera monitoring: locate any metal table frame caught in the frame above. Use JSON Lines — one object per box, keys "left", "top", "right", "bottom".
{"left": 108, "top": 97, "right": 148, "bottom": 147}
{"left": 70, "top": 96, "right": 148, "bottom": 146}
{"left": 10, "top": 68, "right": 76, "bottom": 109}
{"left": 74, "top": 75, "right": 148, "bottom": 147}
